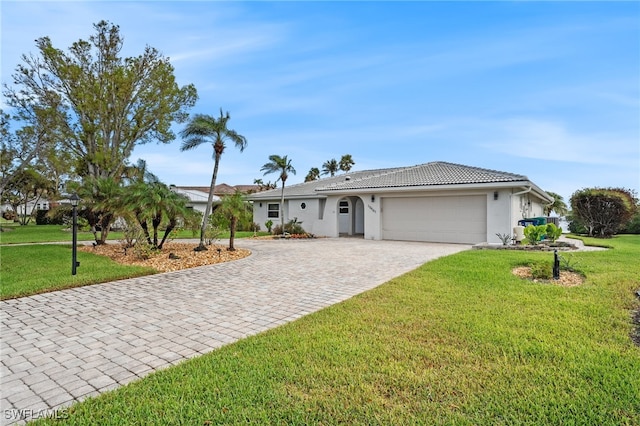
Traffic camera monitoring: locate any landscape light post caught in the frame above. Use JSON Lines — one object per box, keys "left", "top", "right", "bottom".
{"left": 70, "top": 194, "right": 80, "bottom": 275}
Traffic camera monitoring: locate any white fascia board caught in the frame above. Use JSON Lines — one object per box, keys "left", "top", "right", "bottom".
{"left": 317, "top": 181, "right": 536, "bottom": 195}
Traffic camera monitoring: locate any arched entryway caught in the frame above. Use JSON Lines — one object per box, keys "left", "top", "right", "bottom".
{"left": 338, "top": 196, "right": 364, "bottom": 237}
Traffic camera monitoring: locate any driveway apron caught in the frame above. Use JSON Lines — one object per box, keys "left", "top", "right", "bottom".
{"left": 1, "top": 238, "right": 469, "bottom": 424}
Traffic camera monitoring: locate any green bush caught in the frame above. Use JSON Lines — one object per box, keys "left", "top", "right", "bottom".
{"left": 45, "top": 205, "right": 72, "bottom": 225}
{"left": 568, "top": 217, "right": 588, "bottom": 234}
{"left": 524, "top": 224, "right": 547, "bottom": 245}
{"left": 545, "top": 223, "right": 562, "bottom": 242}
{"left": 620, "top": 212, "right": 640, "bottom": 234}
{"left": 530, "top": 262, "right": 553, "bottom": 280}
{"left": 272, "top": 218, "right": 306, "bottom": 235}
{"left": 35, "top": 209, "right": 50, "bottom": 225}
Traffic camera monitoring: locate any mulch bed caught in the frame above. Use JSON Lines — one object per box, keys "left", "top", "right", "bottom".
{"left": 80, "top": 242, "right": 251, "bottom": 273}
{"left": 511, "top": 266, "right": 585, "bottom": 287}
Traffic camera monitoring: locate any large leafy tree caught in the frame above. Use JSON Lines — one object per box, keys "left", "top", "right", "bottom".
{"left": 261, "top": 155, "right": 296, "bottom": 236}
{"left": 570, "top": 187, "right": 637, "bottom": 237}
{"left": 321, "top": 159, "right": 339, "bottom": 177}
{"left": 543, "top": 191, "right": 568, "bottom": 216}
{"left": 180, "top": 109, "right": 247, "bottom": 251}
{"left": 3, "top": 21, "right": 197, "bottom": 241}
{"left": 339, "top": 154, "right": 355, "bottom": 173}
{"left": 0, "top": 108, "right": 61, "bottom": 197}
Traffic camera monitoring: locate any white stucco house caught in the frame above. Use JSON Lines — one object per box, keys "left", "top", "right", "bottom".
{"left": 247, "top": 161, "right": 553, "bottom": 244}
{"left": 170, "top": 184, "right": 260, "bottom": 215}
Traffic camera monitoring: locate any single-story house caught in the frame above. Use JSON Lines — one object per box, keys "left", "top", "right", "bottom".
{"left": 171, "top": 184, "right": 261, "bottom": 214}
{"left": 247, "top": 161, "right": 553, "bottom": 244}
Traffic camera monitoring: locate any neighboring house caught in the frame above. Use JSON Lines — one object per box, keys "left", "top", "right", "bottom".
{"left": 247, "top": 161, "right": 553, "bottom": 244}
{"left": 1, "top": 198, "right": 52, "bottom": 217}
{"left": 171, "top": 184, "right": 261, "bottom": 214}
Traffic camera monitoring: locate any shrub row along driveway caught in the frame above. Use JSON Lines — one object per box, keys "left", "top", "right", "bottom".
{"left": 0, "top": 238, "right": 469, "bottom": 425}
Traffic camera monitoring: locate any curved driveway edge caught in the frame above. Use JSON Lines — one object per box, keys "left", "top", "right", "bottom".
{"left": 1, "top": 238, "right": 469, "bottom": 424}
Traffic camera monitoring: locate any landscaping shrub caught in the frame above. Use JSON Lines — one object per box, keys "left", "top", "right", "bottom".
{"left": 495, "top": 233, "right": 512, "bottom": 245}
{"left": 272, "top": 218, "right": 306, "bottom": 235}
{"left": 568, "top": 217, "right": 588, "bottom": 234}
{"left": 524, "top": 224, "right": 547, "bottom": 245}
{"left": 620, "top": 212, "right": 640, "bottom": 234}
{"left": 46, "top": 205, "right": 73, "bottom": 225}
{"left": 545, "top": 223, "right": 562, "bottom": 242}
{"left": 35, "top": 209, "right": 50, "bottom": 225}
{"left": 530, "top": 262, "right": 553, "bottom": 280}
{"left": 2, "top": 209, "right": 16, "bottom": 221}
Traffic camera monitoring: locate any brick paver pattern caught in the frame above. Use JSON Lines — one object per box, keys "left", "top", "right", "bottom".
{"left": 1, "top": 238, "right": 468, "bottom": 424}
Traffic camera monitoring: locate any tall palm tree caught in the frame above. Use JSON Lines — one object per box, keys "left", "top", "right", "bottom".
{"left": 305, "top": 167, "right": 320, "bottom": 182}
{"left": 180, "top": 109, "right": 247, "bottom": 251}
{"left": 261, "top": 155, "right": 296, "bottom": 235}
{"left": 339, "top": 154, "right": 355, "bottom": 173}
{"left": 321, "top": 159, "right": 339, "bottom": 177}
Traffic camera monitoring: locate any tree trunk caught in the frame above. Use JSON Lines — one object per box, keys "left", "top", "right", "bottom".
{"left": 158, "top": 218, "right": 176, "bottom": 250}
{"left": 197, "top": 154, "right": 221, "bottom": 251}
{"left": 280, "top": 180, "right": 286, "bottom": 236}
{"left": 228, "top": 217, "right": 237, "bottom": 251}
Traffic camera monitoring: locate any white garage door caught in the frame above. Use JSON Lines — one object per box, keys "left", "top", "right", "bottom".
{"left": 382, "top": 195, "right": 487, "bottom": 244}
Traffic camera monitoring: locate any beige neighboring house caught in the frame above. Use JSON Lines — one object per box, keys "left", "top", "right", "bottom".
{"left": 247, "top": 161, "right": 553, "bottom": 244}
{"left": 170, "top": 184, "right": 260, "bottom": 214}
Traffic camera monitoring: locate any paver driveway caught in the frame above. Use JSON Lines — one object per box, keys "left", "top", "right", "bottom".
{"left": 1, "top": 238, "right": 469, "bottom": 424}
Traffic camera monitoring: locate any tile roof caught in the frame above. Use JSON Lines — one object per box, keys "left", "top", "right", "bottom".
{"left": 317, "top": 161, "right": 527, "bottom": 191}
{"left": 172, "top": 184, "right": 261, "bottom": 195}
{"left": 248, "top": 162, "right": 529, "bottom": 199}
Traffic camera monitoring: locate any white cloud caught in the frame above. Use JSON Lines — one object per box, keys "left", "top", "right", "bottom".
{"left": 479, "top": 118, "right": 638, "bottom": 167}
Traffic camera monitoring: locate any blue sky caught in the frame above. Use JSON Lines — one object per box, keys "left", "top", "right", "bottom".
{"left": 2, "top": 1, "right": 639, "bottom": 203}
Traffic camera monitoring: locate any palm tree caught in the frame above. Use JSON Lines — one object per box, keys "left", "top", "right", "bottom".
{"left": 216, "top": 191, "right": 250, "bottom": 251}
{"left": 321, "top": 159, "right": 339, "bottom": 177}
{"left": 305, "top": 167, "right": 320, "bottom": 182}
{"left": 124, "top": 180, "right": 190, "bottom": 249}
{"left": 180, "top": 109, "right": 247, "bottom": 251}
{"left": 261, "top": 155, "right": 296, "bottom": 235}
{"left": 76, "top": 176, "right": 124, "bottom": 245}
{"left": 544, "top": 191, "right": 568, "bottom": 217}
{"left": 339, "top": 154, "right": 355, "bottom": 173}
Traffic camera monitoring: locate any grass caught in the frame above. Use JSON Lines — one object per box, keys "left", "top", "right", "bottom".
{"left": 33, "top": 235, "right": 640, "bottom": 425}
{"left": 0, "top": 245, "right": 155, "bottom": 299}
{"left": 0, "top": 223, "right": 269, "bottom": 244}
{"left": 0, "top": 225, "right": 270, "bottom": 299}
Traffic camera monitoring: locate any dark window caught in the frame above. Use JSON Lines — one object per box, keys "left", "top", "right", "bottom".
{"left": 268, "top": 203, "right": 279, "bottom": 218}
{"left": 339, "top": 200, "right": 349, "bottom": 214}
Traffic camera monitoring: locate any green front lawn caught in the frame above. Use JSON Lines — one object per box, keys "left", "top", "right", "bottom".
{"left": 35, "top": 235, "right": 640, "bottom": 425}
{"left": 0, "top": 224, "right": 269, "bottom": 245}
{"left": 1, "top": 245, "right": 155, "bottom": 299}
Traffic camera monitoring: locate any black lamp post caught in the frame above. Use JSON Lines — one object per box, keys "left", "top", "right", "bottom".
{"left": 70, "top": 193, "right": 81, "bottom": 275}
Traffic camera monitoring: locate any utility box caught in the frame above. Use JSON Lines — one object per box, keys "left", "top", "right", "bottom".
{"left": 518, "top": 217, "right": 547, "bottom": 228}
{"left": 513, "top": 226, "right": 525, "bottom": 243}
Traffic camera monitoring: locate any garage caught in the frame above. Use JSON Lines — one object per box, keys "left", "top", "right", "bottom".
{"left": 381, "top": 195, "right": 487, "bottom": 244}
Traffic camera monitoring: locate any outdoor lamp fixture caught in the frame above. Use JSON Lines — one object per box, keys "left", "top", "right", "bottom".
{"left": 371, "top": 194, "right": 375, "bottom": 202}
{"left": 494, "top": 191, "right": 499, "bottom": 201}
{"left": 70, "top": 193, "right": 81, "bottom": 276}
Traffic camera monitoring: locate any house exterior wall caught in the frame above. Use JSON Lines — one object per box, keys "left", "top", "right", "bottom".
{"left": 508, "top": 189, "right": 550, "bottom": 240}
{"left": 252, "top": 186, "right": 550, "bottom": 243}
